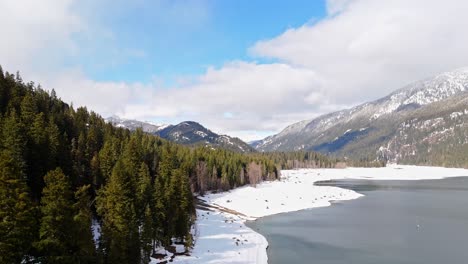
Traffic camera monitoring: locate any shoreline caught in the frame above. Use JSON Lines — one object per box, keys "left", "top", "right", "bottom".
{"left": 170, "top": 165, "right": 468, "bottom": 263}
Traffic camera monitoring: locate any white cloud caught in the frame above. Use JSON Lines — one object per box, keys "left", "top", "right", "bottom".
{"left": 251, "top": 0, "right": 468, "bottom": 105}
{"left": 115, "top": 61, "right": 329, "bottom": 140}
{"left": 3, "top": 0, "right": 468, "bottom": 142}
{"left": 326, "top": 0, "right": 354, "bottom": 15}
{"left": 0, "top": 0, "right": 83, "bottom": 74}
{"left": 39, "top": 62, "right": 327, "bottom": 142}
{"left": 48, "top": 69, "right": 155, "bottom": 118}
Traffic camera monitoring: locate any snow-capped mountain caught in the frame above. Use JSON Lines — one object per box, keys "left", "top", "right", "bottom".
{"left": 105, "top": 116, "right": 169, "bottom": 133}
{"left": 254, "top": 68, "right": 468, "bottom": 166}
{"left": 155, "top": 121, "right": 254, "bottom": 153}
{"left": 106, "top": 117, "right": 254, "bottom": 153}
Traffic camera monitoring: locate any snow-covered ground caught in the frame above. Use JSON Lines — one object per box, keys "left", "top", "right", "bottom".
{"left": 171, "top": 165, "right": 468, "bottom": 264}
{"left": 167, "top": 210, "right": 268, "bottom": 264}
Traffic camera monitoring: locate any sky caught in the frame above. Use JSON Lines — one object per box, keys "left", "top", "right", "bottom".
{"left": 2, "top": 0, "right": 468, "bottom": 141}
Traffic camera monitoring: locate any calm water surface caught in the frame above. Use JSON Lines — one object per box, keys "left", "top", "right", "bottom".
{"left": 246, "top": 177, "right": 468, "bottom": 264}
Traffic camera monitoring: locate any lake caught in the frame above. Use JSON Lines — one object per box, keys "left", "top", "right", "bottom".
{"left": 246, "top": 177, "right": 468, "bottom": 264}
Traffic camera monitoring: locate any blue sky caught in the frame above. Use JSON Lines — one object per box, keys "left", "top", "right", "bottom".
{"left": 3, "top": 0, "right": 468, "bottom": 141}
{"left": 75, "top": 0, "right": 327, "bottom": 85}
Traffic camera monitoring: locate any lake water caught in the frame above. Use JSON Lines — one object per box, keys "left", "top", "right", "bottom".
{"left": 246, "top": 177, "right": 468, "bottom": 264}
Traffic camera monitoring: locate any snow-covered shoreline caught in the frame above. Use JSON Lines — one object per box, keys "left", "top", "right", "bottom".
{"left": 171, "top": 165, "right": 468, "bottom": 263}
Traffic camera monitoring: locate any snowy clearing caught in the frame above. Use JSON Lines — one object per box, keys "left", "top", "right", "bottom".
{"left": 166, "top": 209, "right": 268, "bottom": 264}
{"left": 171, "top": 165, "right": 468, "bottom": 264}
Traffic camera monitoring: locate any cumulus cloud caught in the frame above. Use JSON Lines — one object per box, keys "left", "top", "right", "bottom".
{"left": 115, "top": 62, "right": 330, "bottom": 140}
{"left": 0, "top": 0, "right": 83, "bottom": 74}
{"left": 48, "top": 69, "right": 155, "bottom": 118}
{"left": 251, "top": 0, "right": 468, "bottom": 105}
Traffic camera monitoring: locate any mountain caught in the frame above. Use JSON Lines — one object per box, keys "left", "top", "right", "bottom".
{"left": 248, "top": 140, "right": 263, "bottom": 149}
{"left": 155, "top": 121, "right": 254, "bottom": 153}
{"left": 105, "top": 116, "right": 170, "bottom": 133}
{"left": 254, "top": 68, "right": 468, "bottom": 167}
{"left": 106, "top": 117, "right": 254, "bottom": 153}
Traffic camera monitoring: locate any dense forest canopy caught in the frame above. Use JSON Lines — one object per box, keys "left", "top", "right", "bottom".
{"left": 0, "top": 66, "right": 382, "bottom": 264}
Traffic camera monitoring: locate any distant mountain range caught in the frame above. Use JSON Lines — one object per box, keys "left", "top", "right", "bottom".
{"left": 106, "top": 116, "right": 170, "bottom": 133}
{"left": 253, "top": 68, "right": 468, "bottom": 167}
{"left": 106, "top": 116, "right": 254, "bottom": 153}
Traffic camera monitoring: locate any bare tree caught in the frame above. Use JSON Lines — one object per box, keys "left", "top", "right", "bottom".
{"left": 195, "top": 161, "right": 207, "bottom": 195}
{"left": 247, "top": 161, "right": 262, "bottom": 187}
{"left": 239, "top": 167, "right": 245, "bottom": 186}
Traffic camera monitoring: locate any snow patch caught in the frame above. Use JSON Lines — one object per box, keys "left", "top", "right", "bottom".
{"left": 195, "top": 131, "right": 208, "bottom": 138}
{"left": 92, "top": 219, "right": 101, "bottom": 248}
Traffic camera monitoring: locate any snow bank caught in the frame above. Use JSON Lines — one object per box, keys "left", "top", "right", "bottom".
{"left": 204, "top": 165, "right": 468, "bottom": 219}
{"left": 329, "top": 164, "right": 468, "bottom": 181}
{"left": 175, "top": 165, "right": 468, "bottom": 263}
{"left": 203, "top": 171, "right": 362, "bottom": 219}
{"left": 169, "top": 210, "right": 267, "bottom": 264}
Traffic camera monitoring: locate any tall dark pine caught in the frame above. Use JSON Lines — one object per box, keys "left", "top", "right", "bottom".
{"left": 96, "top": 160, "right": 140, "bottom": 264}
{"left": 0, "top": 151, "right": 36, "bottom": 264}
{"left": 73, "top": 184, "right": 97, "bottom": 263}
{"left": 138, "top": 162, "right": 154, "bottom": 264}
{"left": 36, "top": 168, "right": 75, "bottom": 263}
{"left": 172, "top": 167, "right": 194, "bottom": 246}
{"left": 157, "top": 146, "right": 179, "bottom": 246}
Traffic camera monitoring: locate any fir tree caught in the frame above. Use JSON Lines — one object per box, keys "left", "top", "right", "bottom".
{"left": 1, "top": 110, "right": 26, "bottom": 177}
{"left": 96, "top": 160, "right": 140, "bottom": 264}
{"left": 0, "top": 151, "right": 36, "bottom": 264}
{"left": 152, "top": 174, "right": 166, "bottom": 248}
{"left": 174, "top": 168, "right": 194, "bottom": 246}
{"left": 140, "top": 206, "right": 153, "bottom": 264}
{"left": 72, "top": 184, "right": 97, "bottom": 263}
{"left": 36, "top": 168, "right": 75, "bottom": 263}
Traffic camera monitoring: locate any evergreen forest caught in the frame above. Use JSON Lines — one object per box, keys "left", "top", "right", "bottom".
{"left": 0, "top": 66, "right": 356, "bottom": 264}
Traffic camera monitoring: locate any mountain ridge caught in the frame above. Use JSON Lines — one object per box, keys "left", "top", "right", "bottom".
{"left": 105, "top": 117, "right": 254, "bottom": 153}
{"left": 254, "top": 68, "right": 468, "bottom": 167}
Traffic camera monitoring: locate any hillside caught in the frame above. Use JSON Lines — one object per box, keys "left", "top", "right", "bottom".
{"left": 0, "top": 68, "right": 282, "bottom": 263}
{"left": 254, "top": 68, "right": 468, "bottom": 167}
{"left": 106, "top": 117, "right": 254, "bottom": 153}
{"left": 155, "top": 121, "right": 254, "bottom": 153}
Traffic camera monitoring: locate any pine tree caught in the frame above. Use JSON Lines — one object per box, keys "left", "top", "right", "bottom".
{"left": 140, "top": 206, "right": 153, "bottom": 264}
{"left": 1, "top": 110, "right": 26, "bottom": 177}
{"left": 135, "top": 161, "right": 155, "bottom": 263}
{"left": 137, "top": 162, "right": 152, "bottom": 220}
{"left": 90, "top": 153, "right": 102, "bottom": 190}
{"left": 98, "top": 139, "right": 118, "bottom": 182}
{"left": 158, "top": 147, "right": 179, "bottom": 246}
{"left": 36, "top": 168, "right": 75, "bottom": 263}
{"left": 73, "top": 184, "right": 97, "bottom": 263}
{"left": 173, "top": 168, "right": 194, "bottom": 247}
{"left": 29, "top": 113, "right": 49, "bottom": 199}
{"left": 152, "top": 174, "right": 166, "bottom": 248}
{"left": 96, "top": 160, "right": 140, "bottom": 264}
{"left": 20, "top": 92, "right": 37, "bottom": 126}
{"left": 168, "top": 168, "right": 182, "bottom": 240}
{"left": 46, "top": 119, "right": 61, "bottom": 169}
{"left": 0, "top": 151, "right": 36, "bottom": 264}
